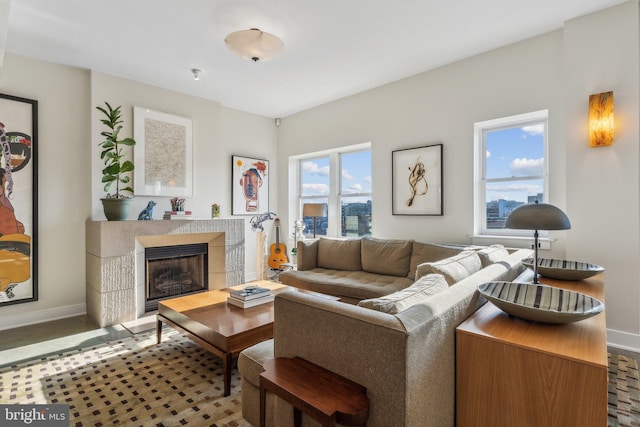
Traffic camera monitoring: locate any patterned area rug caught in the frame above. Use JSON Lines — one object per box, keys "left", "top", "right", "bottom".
{"left": 0, "top": 329, "right": 251, "bottom": 427}
{"left": 609, "top": 352, "right": 640, "bottom": 427}
{"left": 1, "top": 329, "right": 640, "bottom": 427}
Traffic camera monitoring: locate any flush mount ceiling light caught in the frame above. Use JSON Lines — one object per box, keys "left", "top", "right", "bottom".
{"left": 224, "top": 28, "right": 284, "bottom": 62}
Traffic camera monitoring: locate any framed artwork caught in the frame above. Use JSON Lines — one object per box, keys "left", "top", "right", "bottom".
{"left": 133, "top": 107, "right": 193, "bottom": 197}
{"left": 0, "top": 93, "right": 38, "bottom": 306}
{"left": 232, "top": 155, "right": 269, "bottom": 215}
{"left": 392, "top": 143, "right": 443, "bottom": 215}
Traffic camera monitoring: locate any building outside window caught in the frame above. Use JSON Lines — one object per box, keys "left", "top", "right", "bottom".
{"left": 474, "top": 110, "right": 548, "bottom": 236}
{"left": 295, "top": 144, "right": 372, "bottom": 238}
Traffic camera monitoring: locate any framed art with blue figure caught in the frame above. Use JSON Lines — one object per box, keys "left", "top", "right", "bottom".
{"left": 232, "top": 155, "right": 269, "bottom": 215}
{"left": 0, "top": 93, "right": 38, "bottom": 307}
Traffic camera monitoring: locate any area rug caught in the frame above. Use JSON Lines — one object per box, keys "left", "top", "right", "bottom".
{"left": 609, "top": 352, "right": 640, "bottom": 427}
{"left": 1, "top": 331, "right": 640, "bottom": 427}
{"left": 0, "top": 329, "right": 250, "bottom": 426}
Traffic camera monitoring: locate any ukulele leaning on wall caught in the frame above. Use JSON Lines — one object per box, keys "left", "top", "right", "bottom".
{"left": 268, "top": 218, "right": 288, "bottom": 270}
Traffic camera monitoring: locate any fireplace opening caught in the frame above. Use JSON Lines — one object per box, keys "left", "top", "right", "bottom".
{"left": 145, "top": 243, "right": 208, "bottom": 312}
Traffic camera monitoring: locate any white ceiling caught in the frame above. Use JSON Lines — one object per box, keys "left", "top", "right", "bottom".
{"left": 3, "top": 0, "right": 627, "bottom": 118}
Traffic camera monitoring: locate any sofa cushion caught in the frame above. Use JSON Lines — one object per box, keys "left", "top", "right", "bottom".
{"left": 408, "top": 242, "right": 463, "bottom": 278}
{"left": 279, "top": 268, "right": 414, "bottom": 301}
{"left": 317, "top": 238, "right": 362, "bottom": 271}
{"left": 415, "top": 250, "right": 482, "bottom": 285}
{"left": 361, "top": 237, "right": 413, "bottom": 277}
{"left": 357, "top": 274, "right": 448, "bottom": 314}
{"left": 477, "top": 244, "right": 509, "bottom": 268}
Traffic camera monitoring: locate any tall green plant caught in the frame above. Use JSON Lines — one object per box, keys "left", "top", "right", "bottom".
{"left": 97, "top": 102, "right": 136, "bottom": 198}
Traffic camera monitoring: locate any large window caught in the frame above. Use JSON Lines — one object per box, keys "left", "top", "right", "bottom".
{"left": 474, "top": 110, "right": 548, "bottom": 236}
{"left": 295, "top": 144, "right": 372, "bottom": 238}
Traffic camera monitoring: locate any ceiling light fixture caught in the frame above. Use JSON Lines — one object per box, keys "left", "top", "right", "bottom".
{"left": 191, "top": 68, "right": 201, "bottom": 80}
{"left": 224, "top": 28, "right": 284, "bottom": 62}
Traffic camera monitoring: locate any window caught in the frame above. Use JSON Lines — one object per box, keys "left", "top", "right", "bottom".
{"left": 474, "top": 110, "right": 548, "bottom": 236}
{"left": 294, "top": 143, "right": 372, "bottom": 238}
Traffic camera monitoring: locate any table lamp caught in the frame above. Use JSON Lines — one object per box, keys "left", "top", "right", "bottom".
{"left": 505, "top": 201, "right": 571, "bottom": 284}
{"left": 303, "top": 203, "right": 326, "bottom": 238}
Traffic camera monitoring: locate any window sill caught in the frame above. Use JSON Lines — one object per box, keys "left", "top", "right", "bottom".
{"left": 470, "top": 234, "right": 554, "bottom": 250}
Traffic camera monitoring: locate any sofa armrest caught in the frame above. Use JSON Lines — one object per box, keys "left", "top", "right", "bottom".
{"left": 273, "top": 291, "right": 409, "bottom": 426}
{"left": 296, "top": 239, "right": 319, "bottom": 270}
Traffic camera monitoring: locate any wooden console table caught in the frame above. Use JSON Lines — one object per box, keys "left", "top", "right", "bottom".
{"left": 456, "top": 273, "right": 607, "bottom": 426}
{"left": 259, "top": 357, "right": 369, "bottom": 427}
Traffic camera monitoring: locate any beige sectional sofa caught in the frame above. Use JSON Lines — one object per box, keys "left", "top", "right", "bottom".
{"left": 238, "top": 237, "right": 532, "bottom": 427}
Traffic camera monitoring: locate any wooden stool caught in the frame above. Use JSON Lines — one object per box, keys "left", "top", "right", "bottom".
{"left": 259, "top": 357, "right": 369, "bottom": 427}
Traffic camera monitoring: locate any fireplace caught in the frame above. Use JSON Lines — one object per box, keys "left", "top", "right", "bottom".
{"left": 145, "top": 243, "right": 208, "bottom": 311}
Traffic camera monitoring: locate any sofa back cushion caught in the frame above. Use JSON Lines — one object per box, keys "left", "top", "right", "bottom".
{"left": 415, "top": 250, "right": 482, "bottom": 285}
{"left": 408, "top": 242, "right": 463, "bottom": 278}
{"left": 361, "top": 237, "right": 413, "bottom": 277}
{"left": 477, "top": 244, "right": 510, "bottom": 268}
{"left": 357, "top": 273, "right": 448, "bottom": 314}
{"left": 317, "top": 238, "right": 362, "bottom": 271}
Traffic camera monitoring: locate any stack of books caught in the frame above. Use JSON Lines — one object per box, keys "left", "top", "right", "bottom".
{"left": 163, "top": 210, "right": 193, "bottom": 220}
{"left": 227, "top": 286, "right": 274, "bottom": 308}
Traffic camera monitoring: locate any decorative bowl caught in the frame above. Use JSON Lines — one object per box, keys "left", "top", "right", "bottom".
{"left": 478, "top": 281, "right": 604, "bottom": 324}
{"left": 521, "top": 258, "right": 605, "bottom": 281}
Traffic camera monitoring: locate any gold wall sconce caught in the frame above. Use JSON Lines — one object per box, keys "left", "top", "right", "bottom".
{"left": 589, "top": 91, "right": 614, "bottom": 147}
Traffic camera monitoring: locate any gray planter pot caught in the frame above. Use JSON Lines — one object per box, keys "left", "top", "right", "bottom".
{"left": 101, "top": 198, "right": 133, "bottom": 221}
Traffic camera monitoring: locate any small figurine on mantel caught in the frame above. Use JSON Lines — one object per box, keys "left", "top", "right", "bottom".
{"left": 138, "top": 201, "right": 156, "bottom": 220}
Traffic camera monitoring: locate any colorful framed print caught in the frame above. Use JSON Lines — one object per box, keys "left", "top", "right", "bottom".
{"left": 392, "top": 143, "right": 443, "bottom": 215}
{"left": 133, "top": 107, "right": 193, "bottom": 197}
{"left": 232, "top": 155, "right": 269, "bottom": 215}
{"left": 0, "top": 93, "right": 38, "bottom": 306}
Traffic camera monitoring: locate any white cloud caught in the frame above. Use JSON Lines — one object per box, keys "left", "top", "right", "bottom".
{"left": 486, "top": 150, "right": 491, "bottom": 158}
{"left": 302, "top": 161, "right": 329, "bottom": 176}
{"left": 510, "top": 157, "right": 544, "bottom": 176}
{"left": 302, "top": 183, "right": 329, "bottom": 195}
{"left": 521, "top": 124, "right": 544, "bottom": 136}
{"left": 344, "top": 183, "right": 363, "bottom": 194}
{"left": 364, "top": 176, "right": 372, "bottom": 184}
{"left": 342, "top": 169, "right": 354, "bottom": 180}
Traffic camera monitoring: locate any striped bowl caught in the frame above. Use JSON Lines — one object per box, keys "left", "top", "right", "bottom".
{"left": 478, "top": 281, "right": 604, "bottom": 324}
{"left": 522, "top": 257, "right": 605, "bottom": 281}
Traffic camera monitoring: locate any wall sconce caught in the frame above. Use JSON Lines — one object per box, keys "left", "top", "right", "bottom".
{"left": 589, "top": 91, "right": 614, "bottom": 147}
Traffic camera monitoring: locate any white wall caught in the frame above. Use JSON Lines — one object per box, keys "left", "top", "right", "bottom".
{"left": 564, "top": 1, "right": 640, "bottom": 349}
{"left": 0, "top": 53, "right": 91, "bottom": 328}
{"left": 277, "top": 3, "right": 640, "bottom": 348}
{"left": 0, "top": 55, "right": 278, "bottom": 330}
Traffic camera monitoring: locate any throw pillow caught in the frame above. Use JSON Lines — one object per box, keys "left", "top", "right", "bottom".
{"left": 361, "top": 237, "right": 413, "bottom": 277}
{"left": 415, "top": 250, "right": 482, "bottom": 285}
{"left": 317, "top": 237, "right": 362, "bottom": 271}
{"left": 477, "top": 244, "right": 509, "bottom": 268}
{"left": 408, "top": 242, "right": 463, "bottom": 278}
{"left": 358, "top": 274, "right": 448, "bottom": 314}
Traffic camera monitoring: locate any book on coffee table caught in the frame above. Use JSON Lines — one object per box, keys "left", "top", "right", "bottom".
{"left": 227, "top": 294, "right": 274, "bottom": 309}
{"left": 230, "top": 286, "right": 272, "bottom": 301}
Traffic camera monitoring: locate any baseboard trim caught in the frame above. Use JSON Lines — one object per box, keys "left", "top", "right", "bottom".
{"left": 0, "top": 303, "right": 86, "bottom": 331}
{"left": 607, "top": 328, "right": 640, "bottom": 353}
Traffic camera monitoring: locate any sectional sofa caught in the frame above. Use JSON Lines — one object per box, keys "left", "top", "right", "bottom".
{"left": 238, "top": 237, "right": 532, "bottom": 427}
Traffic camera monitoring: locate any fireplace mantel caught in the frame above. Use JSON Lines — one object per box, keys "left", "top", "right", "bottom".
{"left": 86, "top": 219, "right": 245, "bottom": 327}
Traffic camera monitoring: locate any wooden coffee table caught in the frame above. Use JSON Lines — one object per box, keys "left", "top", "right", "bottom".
{"left": 156, "top": 280, "right": 337, "bottom": 396}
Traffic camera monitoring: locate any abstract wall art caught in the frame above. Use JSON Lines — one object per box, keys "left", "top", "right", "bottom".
{"left": 392, "top": 143, "right": 443, "bottom": 216}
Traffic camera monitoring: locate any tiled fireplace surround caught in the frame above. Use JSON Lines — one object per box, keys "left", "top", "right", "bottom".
{"left": 86, "top": 219, "right": 245, "bottom": 327}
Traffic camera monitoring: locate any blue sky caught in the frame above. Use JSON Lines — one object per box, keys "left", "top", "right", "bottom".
{"left": 301, "top": 150, "right": 372, "bottom": 200}
{"left": 485, "top": 123, "right": 545, "bottom": 203}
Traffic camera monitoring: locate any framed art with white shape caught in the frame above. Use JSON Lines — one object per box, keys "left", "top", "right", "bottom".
{"left": 232, "top": 155, "right": 269, "bottom": 215}
{"left": 392, "top": 143, "right": 443, "bottom": 215}
{"left": 133, "top": 107, "right": 193, "bottom": 197}
{"left": 0, "top": 93, "right": 38, "bottom": 306}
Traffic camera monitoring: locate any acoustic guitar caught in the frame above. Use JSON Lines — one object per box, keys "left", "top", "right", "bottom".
{"left": 268, "top": 218, "right": 288, "bottom": 270}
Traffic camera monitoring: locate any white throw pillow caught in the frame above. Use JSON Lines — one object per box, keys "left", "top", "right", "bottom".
{"left": 477, "top": 244, "right": 509, "bottom": 268}
{"left": 415, "top": 251, "right": 482, "bottom": 285}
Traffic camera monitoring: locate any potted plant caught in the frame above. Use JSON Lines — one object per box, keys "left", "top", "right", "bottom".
{"left": 97, "top": 102, "right": 136, "bottom": 220}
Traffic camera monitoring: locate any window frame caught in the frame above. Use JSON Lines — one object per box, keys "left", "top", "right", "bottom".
{"left": 292, "top": 142, "right": 372, "bottom": 238}
{"left": 473, "top": 110, "right": 549, "bottom": 237}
